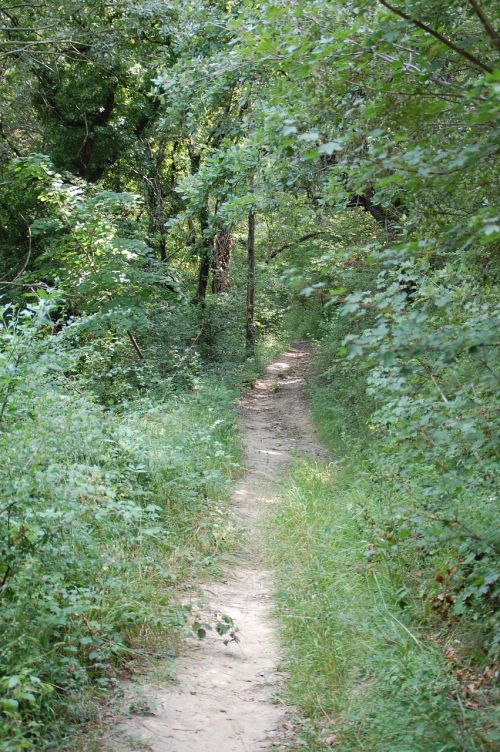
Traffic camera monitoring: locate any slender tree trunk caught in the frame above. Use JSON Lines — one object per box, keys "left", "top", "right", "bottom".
{"left": 245, "top": 94, "right": 256, "bottom": 357}
{"left": 158, "top": 235, "right": 167, "bottom": 262}
{"left": 246, "top": 210, "right": 256, "bottom": 357}
{"left": 194, "top": 207, "right": 212, "bottom": 303}
{"left": 196, "top": 251, "right": 211, "bottom": 302}
{"left": 187, "top": 141, "right": 212, "bottom": 304}
{"left": 212, "top": 227, "right": 234, "bottom": 293}
{"left": 142, "top": 139, "right": 170, "bottom": 262}
{"left": 127, "top": 330, "right": 144, "bottom": 360}
{"left": 187, "top": 218, "right": 197, "bottom": 247}
{"left": 156, "top": 180, "right": 167, "bottom": 261}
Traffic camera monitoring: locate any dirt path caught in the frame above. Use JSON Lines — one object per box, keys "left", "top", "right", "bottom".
{"left": 104, "top": 343, "right": 325, "bottom": 752}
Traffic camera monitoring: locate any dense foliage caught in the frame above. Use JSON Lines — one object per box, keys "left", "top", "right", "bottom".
{"left": 0, "top": 0, "right": 498, "bottom": 749}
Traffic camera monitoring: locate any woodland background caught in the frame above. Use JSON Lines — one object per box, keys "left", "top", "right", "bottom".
{"left": 0, "top": 1, "right": 498, "bottom": 749}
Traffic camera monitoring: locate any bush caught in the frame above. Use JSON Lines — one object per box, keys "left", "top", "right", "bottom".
{"left": 0, "top": 299, "right": 240, "bottom": 750}
{"left": 273, "top": 262, "right": 499, "bottom": 749}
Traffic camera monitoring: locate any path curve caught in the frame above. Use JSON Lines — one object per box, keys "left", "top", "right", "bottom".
{"left": 104, "top": 343, "right": 325, "bottom": 752}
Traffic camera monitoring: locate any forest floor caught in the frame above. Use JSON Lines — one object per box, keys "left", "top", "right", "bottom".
{"left": 101, "top": 343, "right": 326, "bottom": 752}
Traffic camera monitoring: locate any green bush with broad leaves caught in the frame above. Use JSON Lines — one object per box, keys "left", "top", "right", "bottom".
{"left": 0, "top": 296, "right": 240, "bottom": 750}
{"left": 337, "top": 252, "right": 499, "bottom": 646}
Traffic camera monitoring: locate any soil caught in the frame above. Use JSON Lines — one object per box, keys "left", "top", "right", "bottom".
{"left": 102, "top": 343, "right": 325, "bottom": 752}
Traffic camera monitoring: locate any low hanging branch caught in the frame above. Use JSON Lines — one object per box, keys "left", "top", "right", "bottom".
{"left": 377, "top": 0, "right": 494, "bottom": 74}
{"left": 267, "top": 231, "right": 334, "bottom": 261}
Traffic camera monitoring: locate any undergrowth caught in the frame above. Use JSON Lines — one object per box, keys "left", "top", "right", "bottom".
{"left": 268, "top": 297, "right": 498, "bottom": 751}
{"left": 0, "top": 299, "right": 282, "bottom": 751}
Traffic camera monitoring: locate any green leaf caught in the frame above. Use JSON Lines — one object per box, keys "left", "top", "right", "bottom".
{"left": 318, "top": 141, "right": 342, "bottom": 155}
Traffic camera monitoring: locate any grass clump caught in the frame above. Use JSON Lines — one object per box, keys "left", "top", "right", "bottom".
{"left": 268, "top": 459, "right": 495, "bottom": 751}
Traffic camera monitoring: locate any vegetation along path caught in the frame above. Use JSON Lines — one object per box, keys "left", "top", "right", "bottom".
{"left": 104, "top": 343, "right": 325, "bottom": 752}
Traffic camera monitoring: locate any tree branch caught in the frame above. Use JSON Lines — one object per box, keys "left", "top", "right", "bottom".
{"left": 267, "top": 231, "right": 333, "bottom": 261}
{"left": 377, "top": 0, "right": 494, "bottom": 73}
{"left": 467, "top": 0, "right": 500, "bottom": 53}
{"left": 127, "top": 330, "right": 145, "bottom": 360}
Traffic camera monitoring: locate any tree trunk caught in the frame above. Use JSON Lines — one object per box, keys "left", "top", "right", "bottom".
{"left": 246, "top": 210, "right": 256, "bottom": 357}
{"left": 187, "top": 218, "right": 197, "bottom": 248}
{"left": 194, "top": 207, "right": 213, "bottom": 303}
{"left": 196, "top": 251, "right": 211, "bottom": 302}
{"left": 158, "top": 235, "right": 167, "bottom": 262}
{"left": 143, "top": 140, "right": 171, "bottom": 261}
{"left": 212, "top": 227, "right": 234, "bottom": 293}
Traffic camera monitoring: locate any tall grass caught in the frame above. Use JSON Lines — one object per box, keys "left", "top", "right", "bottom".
{"left": 0, "top": 291, "right": 288, "bottom": 751}
{"left": 268, "top": 459, "right": 493, "bottom": 751}
{"left": 266, "top": 313, "right": 497, "bottom": 750}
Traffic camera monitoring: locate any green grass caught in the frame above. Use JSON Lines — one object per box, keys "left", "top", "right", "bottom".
{"left": 267, "top": 459, "right": 494, "bottom": 751}
{"left": 266, "top": 311, "right": 498, "bottom": 751}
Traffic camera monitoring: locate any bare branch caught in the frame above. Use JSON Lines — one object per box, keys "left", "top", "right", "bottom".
{"left": 377, "top": 0, "right": 494, "bottom": 73}
{"left": 267, "top": 231, "right": 334, "bottom": 261}
{"left": 0, "top": 280, "right": 51, "bottom": 288}
{"left": 127, "top": 330, "right": 145, "bottom": 360}
{"left": 467, "top": 0, "right": 500, "bottom": 53}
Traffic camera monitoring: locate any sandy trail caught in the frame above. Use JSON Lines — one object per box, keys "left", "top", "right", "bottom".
{"left": 103, "top": 343, "right": 324, "bottom": 752}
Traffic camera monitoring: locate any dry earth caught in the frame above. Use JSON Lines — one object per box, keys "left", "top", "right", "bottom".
{"left": 102, "top": 343, "right": 325, "bottom": 752}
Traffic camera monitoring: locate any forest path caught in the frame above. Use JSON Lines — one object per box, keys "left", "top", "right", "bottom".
{"left": 104, "top": 343, "right": 325, "bottom": 752}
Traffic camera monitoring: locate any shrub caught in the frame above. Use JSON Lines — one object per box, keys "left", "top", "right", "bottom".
{"left": 0, "top": 298, "right": 240, "bottom": 750}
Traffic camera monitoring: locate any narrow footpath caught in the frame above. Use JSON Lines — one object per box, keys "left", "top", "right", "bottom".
{"left": 104, "top": 343, "right": 325, "bottom": 752}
